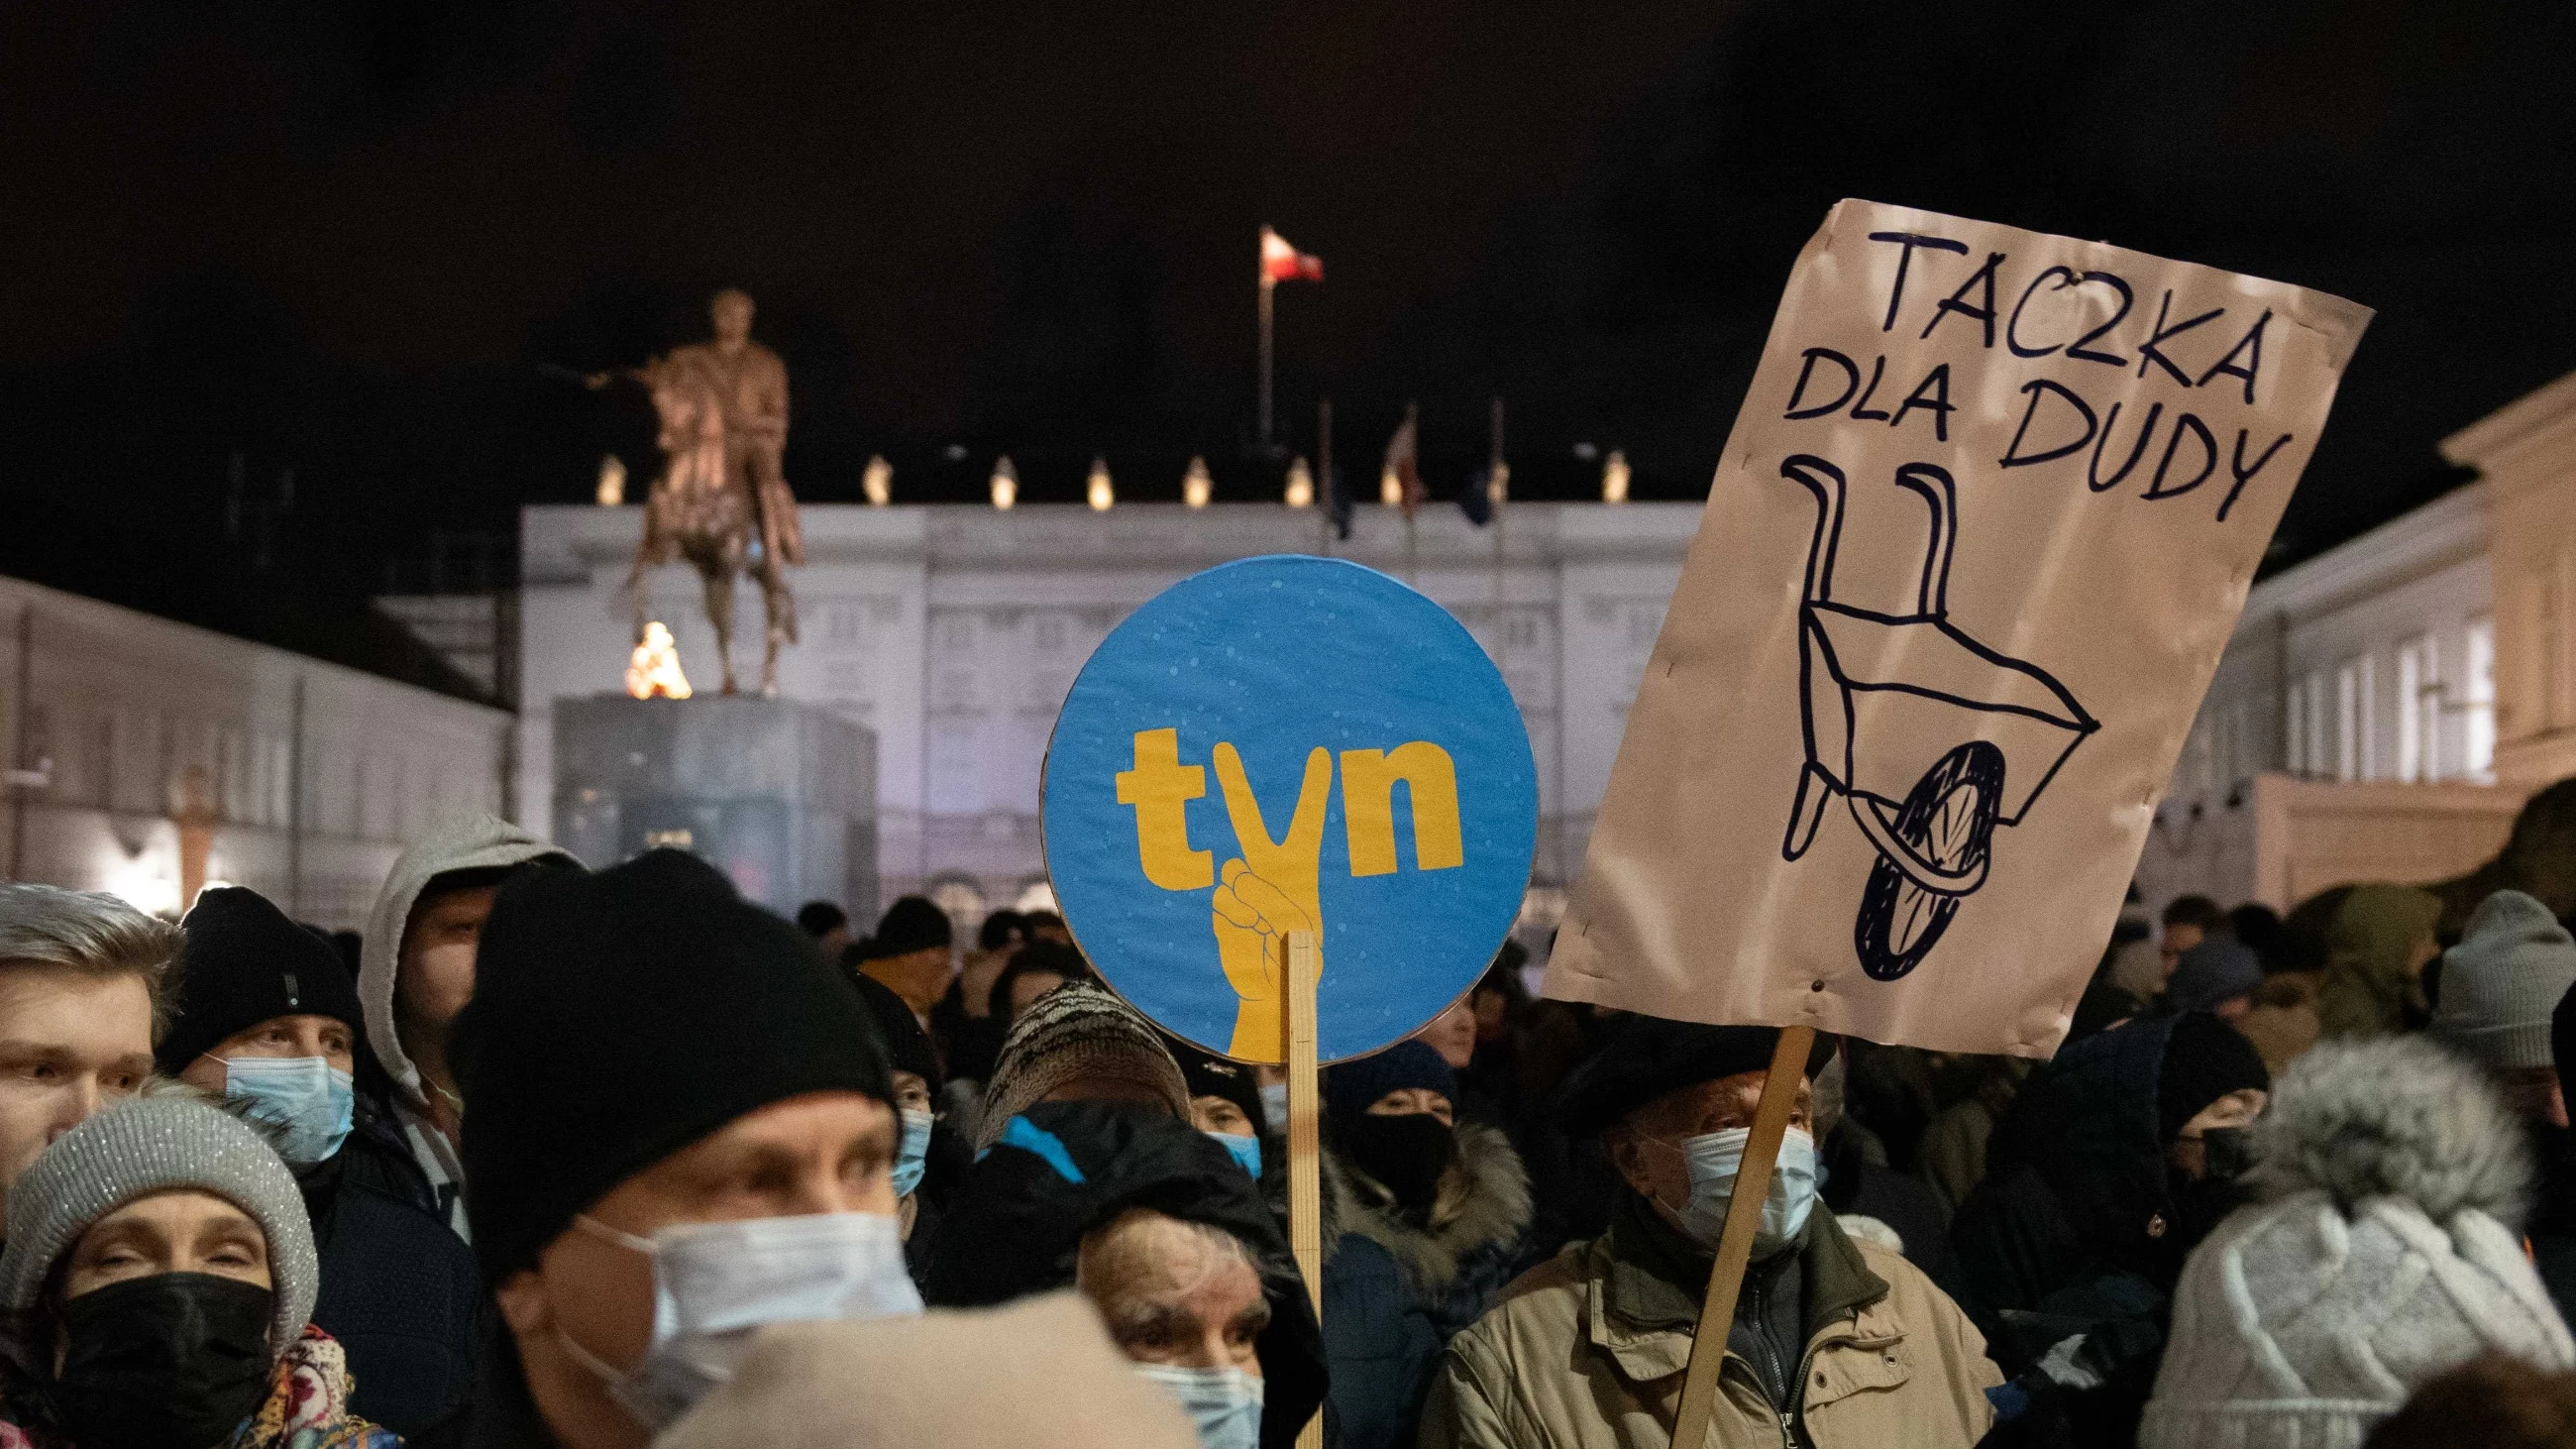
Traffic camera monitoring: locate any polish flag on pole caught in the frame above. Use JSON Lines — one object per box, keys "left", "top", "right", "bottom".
{"left": 1261, "top": 226, "right": 1324, "bottom": 285}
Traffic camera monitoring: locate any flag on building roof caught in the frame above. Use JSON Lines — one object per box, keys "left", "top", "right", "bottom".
{"left": 1261, "top": 226, "right": 1324, "bottom": 285}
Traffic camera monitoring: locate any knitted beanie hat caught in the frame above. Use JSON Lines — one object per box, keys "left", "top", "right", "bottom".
{"left": 158, "top": 886, "right": 364, "bottom": 1076}
{"left": 2167, "top": 938, "right": 2264, "bottom": 1016}
{"left": 455, "top": 849, "right": 893, "bottom": 1279}
{"left": 974, "top": 982, "right": 1189, "bottom": 1150}
{"left": 868, "top": 896, "right": 952, "bottom": 959}
{"left": 0, "top": 1093, "right": 318, "bottom": 1355}
{"left": 1170, "top": 1040, "right": 1266, "bottom": 1138}
{"left": 2140, "top": 1037, "right": 2574, "bottom": 1448}
{"left": 1324, "top": 1040, "right": 1457, "bottom": 1140}
{"left": 2157, "top": 1011, "right": 2269, "bottom": 1143}
{"left": 2434, "top": 891, "right": 2576, "bottom": 1073}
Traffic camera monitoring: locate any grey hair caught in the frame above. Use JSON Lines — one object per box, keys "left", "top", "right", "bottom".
{"left": 0, "top": 883, "right": 182, "bottom": 1033}
{"left": 2252, "top": 1035, "right": 2534, "bottom": 1230}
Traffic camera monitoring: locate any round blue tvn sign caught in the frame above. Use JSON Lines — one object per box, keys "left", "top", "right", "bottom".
{"left": 1043, "top": 556, "right": 1540, "bottom": 1064}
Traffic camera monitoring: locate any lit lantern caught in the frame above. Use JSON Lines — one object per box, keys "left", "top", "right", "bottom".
{"left": 1284, "top": 456, "right": 1315, "bottom": 508}
{"left": 625, "top": 620, "right": 694, "bottom": 700}
{"left": 991, "top": 456, "right": 1019, "bottom": 510}
{"left": 1088, "top": 457, "right": 1115, "bottom": 511}
{"left": 1183, "top": 457, "right": 1213, "bottom": 508}
{"left": 594, "top": 454, "right": 626, "bottom": 506}
{"left": 1602, "top": 449, "right": 1631, "bottom": 504}
{"left": 1379, "top": 467, "right": 1403, "bottom": 507}
{"left": 863, "top": 455, "right": 893, "bottom": 506}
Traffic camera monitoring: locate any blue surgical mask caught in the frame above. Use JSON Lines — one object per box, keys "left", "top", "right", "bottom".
{"left": 1207, "top": 1130, "right": 1262, "bottom": 1179}
{"left": 1257, "top": 1081, "right": 1290, "bottom": 1134}
{"left": 223, "top": 1056, "right": 354, "bottom": 1169}
{"left": 560, "top": 1210, "right": 923, "bottom": 1428}
{"left": 1674, "top": 1126, "right": 1821, "bottom": 1258}
{"left": 1135, "top": 1363, "right": 1263, "bottom": 1449}
{"left": 893, "top": 1107, "right": 933, "bottom": 1198}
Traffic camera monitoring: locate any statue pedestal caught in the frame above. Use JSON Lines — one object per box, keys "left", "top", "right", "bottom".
{"left": 551, "top": 695, "right": 878, "bottom": 923}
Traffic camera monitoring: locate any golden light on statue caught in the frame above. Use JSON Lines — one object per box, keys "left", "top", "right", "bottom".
{"left": 863, "top": 455, "right": 893, "bottom": 506}
{"left": 990, "top": 455, "right": 1019, "bottom": 510}
{"left": 1379, "top": 466, "right": 1403, "bottom": 507}
{"left": 1602, "top": 449, "right": 1631, "bottom": 504}
{"left": 1088, "top": 456, "right": 1115, "bottom": 511}
{"left": 1183, "top": 456, "right": 1213, "bottom": 508}
{"left": 625, "top": 620, "right": 693, "bottom": 700}
{"left": 1284, "top": 456, "right": 1314, "bottom": 508}
{"left": 594, "top": 454, "right": 626, "bottom": 506}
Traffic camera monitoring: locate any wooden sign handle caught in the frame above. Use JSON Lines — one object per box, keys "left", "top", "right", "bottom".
{"left": 1670, "top": 1025, "right": 1815, "bottom": 1448}
{"left": 1283, "top": 929, "right": 1326, "bottom": 1449}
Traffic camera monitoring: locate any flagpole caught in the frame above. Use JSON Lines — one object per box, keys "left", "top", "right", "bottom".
{"left": 1258, "top": 273, "right": 1276, "bottom": 450}
{"left": 1318, "top": 397, "right": 1334, "bottom": 556}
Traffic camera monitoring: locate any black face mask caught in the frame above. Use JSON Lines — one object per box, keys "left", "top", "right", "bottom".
{"left": 53, "top": 1273, "right": 275, "bottom": 1449}
{"left": 1340, "top": 1112, "right": 1456, "bottom": 1211}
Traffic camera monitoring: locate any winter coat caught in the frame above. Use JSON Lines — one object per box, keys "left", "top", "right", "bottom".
{"left": 303, "top": 1087, "right": 489, "bottom": 1438}
{"left": 1324, "top": 1121, "right": 1534, "bottom": 1449}
{"left": 0, "top": 1324, "right": 396, "bottom": 1449}
{"left": 357, "top": 812, "right": 573, "bottom": 1237}
{"left": 2313, "top": 884, "right": 2442, "bottom": 1041}
{"left": 1913, "top": 1059, "right": 2028, "bottom": 1213}
{"left": 2234, "top": 967, "right": 2324, "bottom": 1074}
{"left": 1418, "top": 1195, "right": 1998, "bottom": 1449}
{"left": 2140, "top": 1036, "right": 2576, "bottom": 1448}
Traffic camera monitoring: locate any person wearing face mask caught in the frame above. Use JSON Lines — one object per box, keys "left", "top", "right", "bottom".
{"left": 409, "top": 849, "right": 919, "bottom": 1449}
{"left": 1319, "top": 1042, "right": 1532, "bottom": 1449}
{"left": 157, "top": 886, "right": 484, "bottom": 1438}
{"left": 0, "top": 1092, "right": 395, "bottom": 1449}
{"left": 846, "top": 971, "right": 957, "bottom": 1283}
{"left": 1950, "top": 1009, "right": 2269, "bottom": 1447}
{"left": 1422, "top": 1018, "right": 1998, "bottom": 1449}
{"left": 1171, "top": 1043, "right": 1270, "bottom": 1183}
{"left": 924, "top": 1100, "right": 1328, "bottom": 1449}
{"left": 358, "top": 814, "right": 577, "bottom": 1242}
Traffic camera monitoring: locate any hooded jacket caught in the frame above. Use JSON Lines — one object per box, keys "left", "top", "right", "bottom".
{"left": 2141, "top": 1037, "right": 2576, "bottom": 1447}
{"left": 2313, "top": 883, "right": 2442, "bottom": 1041}
{"left": 357, "top": 814, "right": 571, "bottom": 1234}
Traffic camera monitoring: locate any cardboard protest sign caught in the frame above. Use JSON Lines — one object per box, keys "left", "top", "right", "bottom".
{"left": 1545, "top": 199, "right": 2371, "bottom": 1058}
{"left": 1043, "top": 556, "right": 1539, "bottom": 1063}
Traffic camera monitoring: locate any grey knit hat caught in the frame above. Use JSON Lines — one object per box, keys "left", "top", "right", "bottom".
{"left": 0, "top": 1093, "right": 318, "bottom": 1354}
{"left": 2433, "top": 890, "right": 2576, "bottom": 1072}
{"left": 974, "top": 981, "right": 1190, "bottom": 1150}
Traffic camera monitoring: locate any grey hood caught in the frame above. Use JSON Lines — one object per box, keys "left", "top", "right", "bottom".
{"left": 361, "top": 813, "right": 572, "bottom": 1105}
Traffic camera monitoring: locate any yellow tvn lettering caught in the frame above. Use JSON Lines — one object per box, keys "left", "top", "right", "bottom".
{"left": 1117, "top": 728, "right": 1214, "bottom": 890}
{"left": 1117, "top": 729, "right": 1465, "bottom": 887}
{"left": 1341, "top": 742, "right": 1464, "bottom": 876}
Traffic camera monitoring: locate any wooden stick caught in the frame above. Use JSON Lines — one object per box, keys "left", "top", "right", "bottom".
{"left": 1283, "top": 929, "right": 1325, "bottom": 1449}
{"left": 1669, "top": 1025, "right": 1815, "bottom": 1448}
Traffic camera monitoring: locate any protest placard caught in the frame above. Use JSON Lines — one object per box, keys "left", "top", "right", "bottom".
{"left": 1042, "top": 555, "right": 1539, "bottom": 1064}
{"left": 1544, "top": 199, "right": 2371, "bottom": 1059}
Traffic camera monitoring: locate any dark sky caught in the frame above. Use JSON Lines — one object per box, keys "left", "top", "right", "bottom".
{"left": 4, "top": 0, "right": 2573, "bottom": 618}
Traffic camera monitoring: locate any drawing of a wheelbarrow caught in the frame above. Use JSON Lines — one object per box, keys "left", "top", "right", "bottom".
{"left": 1776, "top": 454, "right": 2098, "bottom": 981}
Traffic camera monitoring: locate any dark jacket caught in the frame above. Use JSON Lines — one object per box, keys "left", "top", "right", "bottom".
{"left": 1949, "top": 1014, "right": 2211, "bottom": 1448}
{"left": 305, "top": 1086, "right": 488, "bottom": 1438}
{"left": 1322, "top": 1122, "right": 1534, "bottom": 1449}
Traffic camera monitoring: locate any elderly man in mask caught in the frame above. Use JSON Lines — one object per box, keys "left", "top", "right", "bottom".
{"left": 1422, "top": 1019, "right": 1998, "bottom": 1449}
{"left": 414, "top": 850, "right": 918, "bottom": 1449}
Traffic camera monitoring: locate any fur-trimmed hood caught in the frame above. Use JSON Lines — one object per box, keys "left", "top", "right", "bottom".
{"left": 2253, "top": 1035, "right": 2533, "bottom": 1230}
{"left": 1327, "top": 1120, "right": 1531, "bottom": 1291}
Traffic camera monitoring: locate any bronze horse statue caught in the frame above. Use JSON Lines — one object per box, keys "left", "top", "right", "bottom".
{"left": 612, "top": 289, "right": 803, "bottom": 696}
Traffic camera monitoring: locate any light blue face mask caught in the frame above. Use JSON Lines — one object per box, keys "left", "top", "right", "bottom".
{"left": 892, "top": 1107, "right": 934, "bottom": 1198}
{"left": 223, "top": 1056, "right": 354, "bottom": 1169}
{"left": 1673, "top": 1126, "right": 1821, "bottom": 1257}
{"left": 1207, "top": 1130, "right": 1262, "bottom": 1179}
{"left": 1136, "top": 1363, "right": 1263, "bottom": 1449}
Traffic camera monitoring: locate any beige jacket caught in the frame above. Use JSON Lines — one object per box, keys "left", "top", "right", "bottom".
{"left": 1421, "top": 1209, "right": 1998, "bottom": 1449}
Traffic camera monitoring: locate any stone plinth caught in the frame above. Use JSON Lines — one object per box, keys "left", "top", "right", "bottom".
{"left": 552, "top": 695, "right": 878, "bottom": 921}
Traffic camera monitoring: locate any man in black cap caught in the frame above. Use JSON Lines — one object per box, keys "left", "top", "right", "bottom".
{"left": 161, "top": 885, "right": 484, "bottom": 1438}
{"left": 422, "top": 849, "right": 917, "bottom": 1449}
{"left": 855, "top": 895, "right": 953, "bottom": 1032}
{"left": 1420, "top": 1019, "right": 1999, "bottom": 1449}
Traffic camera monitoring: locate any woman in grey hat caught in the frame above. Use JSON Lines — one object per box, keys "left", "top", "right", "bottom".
{"left": 0, "top": 1092, "right": 394, "bottom": 1449}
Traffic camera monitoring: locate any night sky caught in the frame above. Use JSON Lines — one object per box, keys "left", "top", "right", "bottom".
{"left": 5, "top": 1, "right": 2573, "bottom": 637}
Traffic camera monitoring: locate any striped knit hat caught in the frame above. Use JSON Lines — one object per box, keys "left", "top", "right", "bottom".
{"left": 0, "top": 1092, "right": 318, "bottom": 1355}
{"left": 974, "top": 982, "right": 1191, "bottom": 1150}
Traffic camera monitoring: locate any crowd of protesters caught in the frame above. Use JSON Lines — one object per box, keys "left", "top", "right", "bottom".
{"left": 3, "top": 806, "right": 2576, "bottom": 1447}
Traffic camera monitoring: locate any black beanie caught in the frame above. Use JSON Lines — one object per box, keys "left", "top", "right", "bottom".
{"left": 1169, "top": 1039, "right": 1267, "bottom": 1137}
{"left": 455, "top": 849, "right": 893, "bottom": 1279}
{"left": 850, "top": 971, "right": 942, "bottom": 1087}
{"left": 2156, "top": 1011, "right": 2270, "bottom": 1143}
{"left": 159, "top": 887, "right": 365, "bottom": 1075}
{"left": 1556, "top": 1017, "right": 1838, "bottom": 1137}
{"left": 868, "top": 895, "right": 951, "bottom": 958}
